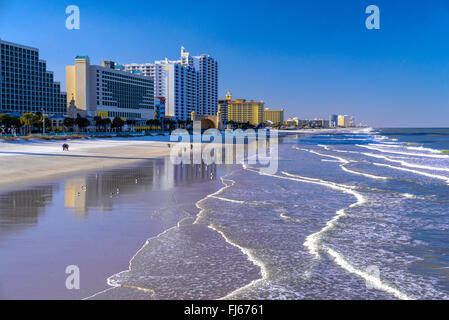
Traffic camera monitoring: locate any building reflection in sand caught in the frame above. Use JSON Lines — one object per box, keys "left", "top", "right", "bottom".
{"left": 0, "top": 159, "right": 217, "bottom": 227}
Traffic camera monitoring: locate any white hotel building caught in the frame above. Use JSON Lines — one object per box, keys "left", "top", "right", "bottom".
{"left": 66, "top": 56, "right": 154, "bottom": 123}
{"left": 123, "top": 62, "right": 167, "bottom": 98}
{"left": 123, "top": 47, "right": 217, "bottom": 121}
{"left": 193, "top": 53, "right": 218, "bottom": 116}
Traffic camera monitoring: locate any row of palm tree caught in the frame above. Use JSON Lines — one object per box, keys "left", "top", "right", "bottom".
{"left": 1, "top": 112, "right": 200, "bottom": 135}
{"left": 225, "top": 120, "right": 257, "bottom": 130}
{"left": 146, "top": 119, "right": 193, "bottom": 131}
{"left": 68, "top": 115, "right": 127, "bottom": 131}
{"left": 0, "top": 113, "right": 130, "bottom": 134}
{"left": 0, "top": 112, "right": 51, "bottom": 134}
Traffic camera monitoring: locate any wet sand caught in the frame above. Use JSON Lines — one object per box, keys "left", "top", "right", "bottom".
{"left": 0, "top": 158, "right": 226, "bottom": 299}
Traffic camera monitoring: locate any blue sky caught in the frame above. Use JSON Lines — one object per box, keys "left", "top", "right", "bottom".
{"left": 1, "top": 0, "right": 449, "bottom": 127}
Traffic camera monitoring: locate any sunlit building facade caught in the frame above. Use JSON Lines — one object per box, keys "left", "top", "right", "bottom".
{"left": 263, "top": 108, "right": 284, "bottom": 125}
{"left": 338, "top": 115, "right": 351, "bottom": 127}
{"left": 227, "top": 92, "right": 264, "bottom": 126}
{"left": 66, "top": 56, "right": 154, "bottom": 123}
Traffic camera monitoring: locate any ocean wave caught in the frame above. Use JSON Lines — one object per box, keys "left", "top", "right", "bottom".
{"left": 325, "top": 247, "right": 413, "bottom": 300}
{"left": 372, "top": 163, "right": 449, "bottom": 185}
{"left": 212, "top": 224, "right": 269, "bottom": 300}
{"left": 379, "top": 144, "right": 444, "bottom": 154}
{"left": 340, "top": 165, "right": 389, "bottom": 180}
{"left": 241, "top": 164, "right": 412, "bottom": 300}
{"left": 280, "top": 210, "right": 300, "bottom": 223}
{"left": 295, "top": 146, "right": 389, "bottom": 180}
{"left": 357, "top": 144, "right": 449, "bottom": 159}
{"left": 362, "top": 152, "right": 449, "bottom": 173}
{"left": 209, "top": 195, "right": 246, "bottom": 204}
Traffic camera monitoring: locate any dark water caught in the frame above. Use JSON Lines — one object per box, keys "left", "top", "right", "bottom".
{"left": 378, "top": 128, "right": 449, "bottom": 151}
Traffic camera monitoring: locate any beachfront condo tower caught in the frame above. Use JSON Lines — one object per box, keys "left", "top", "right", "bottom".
{"left": 124, "top": 58, "right": 198, "bottom": 121}
{"left": 123, "top": 62, "right": 167, "bottom": 98}
{"left": 226, "top": 91, "right": 264, "bottom": 126}
{"left": 123, "top": 47, "right": 217, "bottom": 121}
{"left": 191, "top": 52, "right": 218, "bottom": 116}
{"left": 0, "top": 39, "right": 67, "bottom": 115}
{"left": 338, "top": 115, "right": 351, "bottom": 127}
{"left": 263, "top": 108, "right": 285, "bottom": 126}
{"left": 66, "top": 57, "right": 154, "bottom": 124}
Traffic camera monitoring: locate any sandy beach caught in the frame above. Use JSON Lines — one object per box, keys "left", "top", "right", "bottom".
{"left": 0, "top": 134, "right": 230, "bottom": 299}
{"left": 0, "top": 129, "right": 362, "bottom": 191}
{"left": 0, "top": 136, "right": 173, "bottom": 191}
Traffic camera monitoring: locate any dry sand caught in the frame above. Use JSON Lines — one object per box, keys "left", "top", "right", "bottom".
{"left": 0, "top": 137, "right": 173, "bottom": 191}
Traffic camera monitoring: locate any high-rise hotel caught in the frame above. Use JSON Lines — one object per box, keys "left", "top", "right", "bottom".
{"left": 226, "top": 91, "right": 264, "bottom": 126}
{"left": 123, "top": 47, "right": 217, "bottom": 121}
{"left": 165, "top": 62, "right": 199, "bottom": 120}
{"left": 66, "top": 56, "right": 154, "bottom": 123}
{"left": 0, "top": 39, "right": 67, "bottom": 115}
{"left": 123, "top": 62, "right": 167, "bottom": 97}
{"left": 193, "top": 53, "right": 218, "bottom": 116}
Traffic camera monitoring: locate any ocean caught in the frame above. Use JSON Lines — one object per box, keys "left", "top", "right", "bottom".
{"left": 90, "top": 128, "right": 449, "bottom": 300}
{"left": 2, "top": 128, "right": 449, "bottom": 299}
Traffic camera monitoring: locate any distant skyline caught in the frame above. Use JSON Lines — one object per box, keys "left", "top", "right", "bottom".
{"left": 1, "top": 0, "right": 449, "bottom": 127}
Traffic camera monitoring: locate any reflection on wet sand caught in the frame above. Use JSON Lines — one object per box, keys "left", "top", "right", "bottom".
{"left": 0, "top": 156, "right": 222, "bottom": 300}
{"left": 0, "top": 158, "right": 217, "bottom": 222}
{"left": 65, "top": 159, "right": 217, "bottom": 215}
{"left": 0, "top": 185, "right": 55, "bottom": 236}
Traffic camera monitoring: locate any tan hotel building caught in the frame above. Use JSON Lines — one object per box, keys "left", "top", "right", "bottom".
{"left": 227, "top": 92, "right": 264, "bottom": 125}
{"left": 263, "top": 108, "right": 284, "bottom": 125}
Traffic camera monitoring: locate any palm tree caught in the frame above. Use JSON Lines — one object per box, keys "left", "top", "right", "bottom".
{"left": 75, "top": 115, "right": 90, "bottom": 132}
{"left": 37, "top": 115, "right": 50, "bottom": 132}
{"left": 153, "top": 119, "right": 161, "bottom": 129}
{"left": 161, "top": 119, "right": 169, "bottom": 131}
{"left": 0, "top": 114, "right": 13, "bottom": 129}
{"left": 146, "top": 119, "right": 155, "bottom": 130}
{"left": 112, "top": 117, "right": 125, "bottom": 131}
{"left": 100, "top": 118, "right": 111, "bottom": 131}
{"left": 169, "top": 119, "right": 176, "bottom": 130}
{"left": 21, "top": 113, "right": 39, "bottom": 135}
{"left": 93, "top": 116, "right": 102, "bottom": 131}
{"left": 63, "top": 117, "right": 75, "bottom": 132}
{"left": 0, "top": 114, "right": 21, "bottom": 133}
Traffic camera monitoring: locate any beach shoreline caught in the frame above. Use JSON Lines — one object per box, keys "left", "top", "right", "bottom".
{"left": 0, "top": 128, "right": 371, "bottom": 192}
{"left": 0, "top": 137, "right": 174, "bottom": 192}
